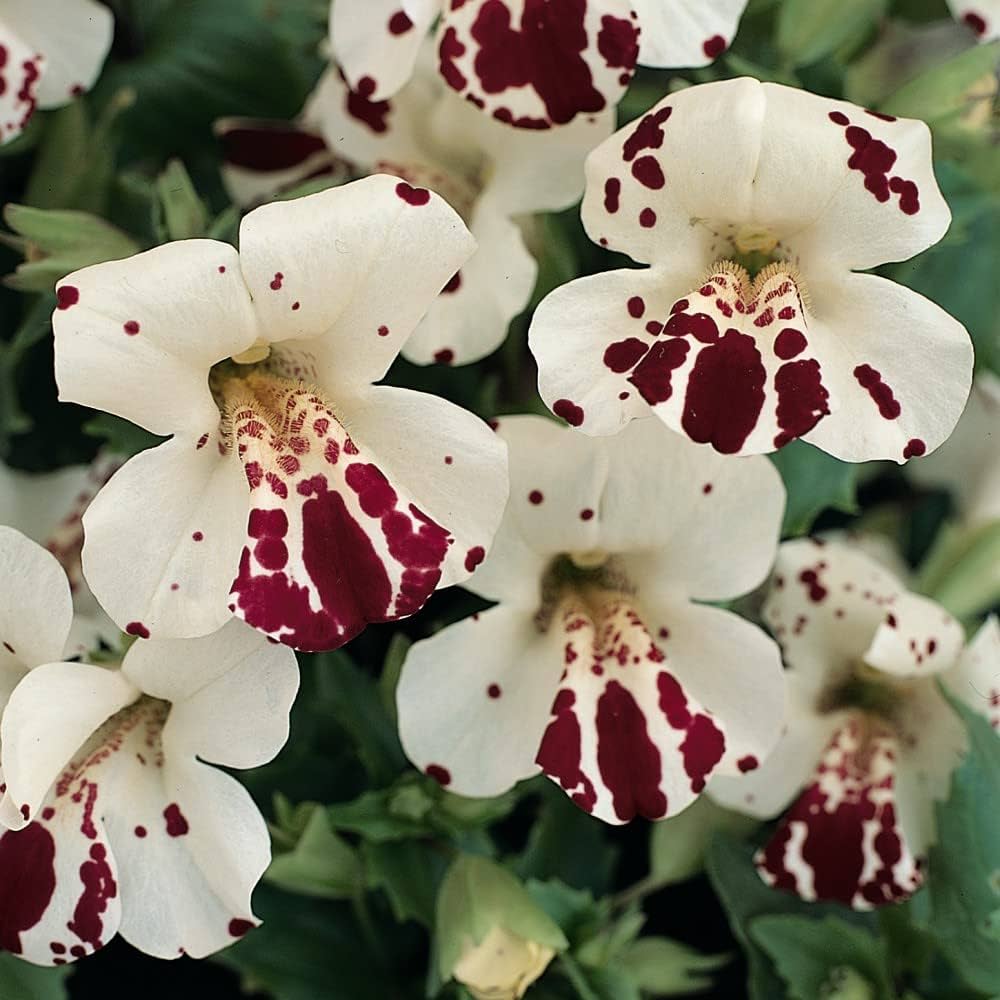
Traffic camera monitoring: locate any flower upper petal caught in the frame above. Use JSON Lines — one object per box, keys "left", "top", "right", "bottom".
{"left": 330, "top": 0, "right": 437, "bottom": 102}
{"left": 863, "top": 592, "right": 964, "bottom": 678}
{"left": 631, "top": 0, "right": 747, "bottom": 68}
{"left": 237, "top": 176, "right": 476, "bottom": 388}
{"left": 397, "top": 605, "right": 564, "bottom": 796}
{"left": 123, "top": 619, "right": 299, "bottom": 770}
{"left": 0, "top": 527, "right": 73, "bottom": 677}
{"left": 0, "top": 23, "right": 43, "bottom": 145}
{"left": 81, "top": 436, "right": 250, "bottom": 641}
{"left": 801, "top": 273, "right": 972, "bottom": 464}
{"left": 53, "top": 241, "right": 260, "bottom": 437}
{"left": 436, "top": 0, "right": 638, "bottom": 129}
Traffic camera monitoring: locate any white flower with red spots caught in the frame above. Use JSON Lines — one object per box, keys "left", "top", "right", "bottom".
{"left": 0, "top": 0, "right": 113, "bottom": 145}
{"left": 909, "top": 372, "right": 1000, "bottom": 528}
{"left": 0, "top": 456, "right": 121, "bottom": 657}
{"left": 948, "top": 0, "right": 1000, "bottom": 39}
{"left": 396, "top": 413, "right": 786, "bottom": 824}
{"left": 329, "top": 0, "right": 747, "bottom": 131}
{"left": 0, "top": 526, "right": 298, "bottom": 964}
{"left": 710, "top": 538, "right": 1000, "bottom": 909}
{"left": 528, "top": 78, "right": 973, "bottom": 462}
{"left": 217, "top": 45, "right": 612, "bottom": 365}
{"left": 52, "top": 176, "right": 509, "bottom": 651}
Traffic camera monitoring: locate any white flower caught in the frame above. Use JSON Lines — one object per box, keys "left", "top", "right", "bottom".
{"left": 0, "top": 455, "right": 121, "bottom": 657}
{"left": 52, "top": 176, "right": 509, "bottom": 651}
{"left": 0, "top": 526, "right": 299, "bottom": 964}
{"left": 528, "top": 78, "right": 973, "bottom": 463}
{"left": 329, "top": 0, "right": 748, "bottom": 130}
{"left": 947, "top": 0, "right": 1000, "bottom": 39}
{"left": 710, "top": 537, "right": 1000, "bottom": 909}
{"left": 0, "top": 0, "right": 113, "bottom": 144}
{"left": 908, "top": 372, "right": 1000, "bottom": 527}
{"left": 397, "top": 413, "right": 785, "bottom": 824}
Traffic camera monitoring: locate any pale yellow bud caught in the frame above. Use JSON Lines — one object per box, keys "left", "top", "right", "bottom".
{"left": 452, "top": 925, "right": 556, "bottom": 1000}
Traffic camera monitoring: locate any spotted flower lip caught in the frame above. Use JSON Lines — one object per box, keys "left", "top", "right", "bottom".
{"left": 0, "top": 0, "right": 113, "bottom": 145}
{"left": 217, "top": 41, "right": 613, "bottom": 366}
{"left": 710, "top": 537, "right": 1000, "bottom": 910}
{"left": 528, "top": 77, "right": 973, "bottom": 463}
{"left": 0, "top": 526, "right": 300, "bottom": 964}
{"left": 329, "top": 0, "right": 747, "bottom": 131}
{"left": 52, "top": 175, "right": 509, "bottom": 651}
{"left": 947, "top": 0, "right": 1000, "bottom": 40}
{"left": 396, "top": 413, "right": 786, "bottom": 825}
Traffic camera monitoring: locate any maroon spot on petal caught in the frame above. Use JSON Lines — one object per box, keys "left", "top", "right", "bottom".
{"left": 395, "top": 181, "right": 430, "bottom": 205}
{"left": 41, "top": 807, "right": 54, "bottom": 821}
{"left": 218, "top": 123, "right": 328, "bottom": 171}
{"left": 377, "top": 325, "right": 390, "bottom": 337}
{"left": 528, "top": 489, "right": 544, "bottom": 505}
{"left": 623, "top": 106, "right": 672, "bottom": 162}
{"left": 2, "top": 642, "right": 13, "bottom": 654}
{"left": 487, "top": 683, "right": 502, "bottom": 699}
{"left": 580, "top": 508, "right": 594, "bottom": 521}
{"left": 218, "top": 265, "right": 227, "bottom": 273}
{"left": 703, "top": 34, "right": 727, "bottom": 58}
{"left": 628, "top": 338, "right": 689, "bottom": 405}
{"left": 737, "top": 755, "right": 759, "bottom": 773}
{"left": 434, "top": 348, "right": 455, "bottom": 365}
{"left": 444, "top": 455, "right": 453, "bottom": 465}
{"left": 536, "top": 689, "right": 597, "bottom": 812}
{"left": 134, "top": 826, "right": 147, "bottom": 838}
{"left": 19, "top": 804, "right": 29, "bottom": 820}
{"left": 0, "top": 824, "right": 57, "bottom": 954}
{"left": 681, "top": 329, "right": 766, "bottom": 454}
{"left": 192, "top": 531, "right": 204, "bottom": 542}
{"left": 627, "top": 295, "right": 645, "bottom": 318}
{"left": 702, "top": 483, "right": 713, "bottom": 494}
{"left": 56, "top": 285, "right": 79, "bottom": 310}
{"left": 639, "top": 207, "right": 657, "bottom": 228}
{"left": 425, "top": 764, "right": 451, "bottom": 786}
{"left": 388, "top": 9, "right": 413, "bottom": 33}
{"left": 886, "top": 613, "right": 898, "bottom": 628}
{"left": 50, "top": 942, "right": 66, "bottom": 954}
{"left": 345, "top": 74, "right": 392, "bottom": 133}
{"left": 597, "top": 14, "right": 640, "bottom": 70}
{"left": 631, "top": 155, "right": 664, "bottom": 189}
{"left": 603, "top": 337, "right": 649, "bottom": 373}
{"left": 774, "top": 328, "right": 807, "bottom": 360}
{"left": 123, "top": 320, "right": 140, "bottom": 336}
{"left": 442, "top": 271, "right": 462, "bottom": 294}
{"left": 799, "top": 567, "right": 828, "bottom": 603}
{"left": 163, "top": 803, "right": 189, "bottom": 837}
{"left": 553, "top": 399, "right": 584, "bottom": 426}
{"left": 291, "top": 301, "right": 301, "bottom": 311}
{"left": 67, "top": 842, "right": 116, "bottom": 952}
{"left": 229, "top": 918, "right": 255, "bottom": 938}
{"left": 464, "top": 545, "right": 486, "bottom": 572}
{"left": 604, "top": 177, "right": 621, "bottom": 213}
{"left": 903, "top": 438, "right": 926, "bottom": 459}
{"left": 773, "top": 359, "right": 831, "bottom": 449}
{"left": 270, "top": 272, "right": 284, "bottom": 291}
{"left": 866, "top": 109, "right": 897, "bottom": 123}
{"left": 963, "top": 11, "right": 987, "bottom": 35}
{"left": 853, "top": 364, "right": 901, "bottom": 419}
{"left": 439, "top": 26, "right": 467, "bottom": 91}
{"left": 828, "top": 110, "right": 849, "bottom": 126}
{"left": 125, "top": 622, "right": 150, "bottom": 639}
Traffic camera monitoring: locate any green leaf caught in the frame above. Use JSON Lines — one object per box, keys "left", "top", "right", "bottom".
{"left": 751, "top": 915, "right": 894, "bottom": 1000}
{"left": 363, "top": 839, "right": 448, "bottom": 927}
{"left": 557, "top": 955, "right": 641, "bottom": 1000}
{"left": 776, "top": 0, "right": 887, "bottom": 66}
{"left": 83, "top": 413, "right": 165, "bottom": 459}
{"left": 155, "top": 159, "right": 209, "bottom": 240}
{"left": 576, "top": 909, "right": 645, "bottom": 968}
{"left": 379, "top": 632, "right": 411, "bottom": 724}
{"left": 0, "top": 953, "right": 71, "bottom": 1000}
{"left": 621, "top": 937, "right": 729, "bottom": 996}
{"left": 769, "top": 440, "right": 860, "bottom": 536}
{"left": 927, "top": 693, "right": 1000, "bottom": 993}
{"left": 436, "top": 856, "right": 568, "bottom": 980}
{"left": 266, "top": 805, "right": 362, "bottom": 900}
{"left": 524, "top": 879, "right": 605, "bottom": 947}
{"left": 326, "top": 788, "right": 430, "bottom": 843}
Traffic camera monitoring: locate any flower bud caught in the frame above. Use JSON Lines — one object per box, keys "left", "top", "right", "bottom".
{"left": 453, "top": 925, "right": 556, "bottom": 1000}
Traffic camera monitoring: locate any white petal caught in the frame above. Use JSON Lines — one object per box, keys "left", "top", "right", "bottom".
{"left": 0, "top": 22, "right": 43, "bottom": 144}
{"left": 81, "top": 436, "right": 249, "bottom": 640}
{"left": 53, "top": 241, "right": 259, "bottom": 437}
{"left": 4, "top": 0, "right": 112, "bottom": 109}
{"left": 122, "top": 619, "right": 299, "bottom": 769}
{"left": 801, "top": 273, "right": 972, "bottom": 464}
{"left": 330, "top": 0, "right": 436, "bottom": 101}
{"left": 0, "top": 662, "right": 139, "bottom": 831}
{"left": 237, "top": 176, "right": 476, "bottom": 386}
{"left": 632, "top": 0, "right": 747, "bottom": 68}
{"left": 0, "top": 463, "right": 90, "bottom": 549}
{"left": 397, "top": 605, "right": 562, "bottom": 796}
{"left": 435, "top": 0, "right": 638, "bottom": 129}
{"left": 339, "top": 385, "right": 509, "bottom": 590}
{"left": 863, "top": 591, "right": 964, "bottom": 678}
{"left": 942, "top": 616, "right": 1000, "bottom": 727}
{"left": 402, "top": 198, "right": 537, "bottom": 365}
{"left": 946, "top": 1, "right": 1000, "bottom": 41}
{"left": 0, "top": 527, "right": 73, "bottom": 678}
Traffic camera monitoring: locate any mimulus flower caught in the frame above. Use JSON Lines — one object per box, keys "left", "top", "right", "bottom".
{"left": 529, "top": 77, "right": 973, "bottom": 463}
{"left": 908, "top": 372, "right": 1000, "bottom": 528}
{"left": 0, "top": 0, "right": 113, "bottom": 144}
{"left": 0, "top": 526, "right": 299, "bottom": 964}
{"left": 330, "top": 0, "right": 747, "bottom": 131}
{"left": 52, "top": 176, "right": 508, "bottom": 651}
{"left": 947, "top": 0, "right": 1000, "bottom": 39}
{"left": 0, "top": 455, "right": 120, "bottom": 657}
{"left": 397, "top": 414, "right": 786, "bottom": 824}
{"left": 710, "top": 538, "right": 1000, "bottom": 909}
{"left": 272, "top": 44, "right": 611, "bottom": 364}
